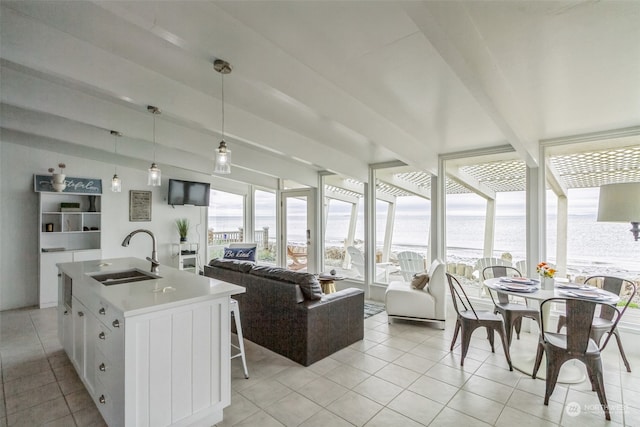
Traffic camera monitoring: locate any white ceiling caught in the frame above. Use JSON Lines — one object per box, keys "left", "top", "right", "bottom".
{"left": 1, "top": 1, "right": 639, "bottom": 185}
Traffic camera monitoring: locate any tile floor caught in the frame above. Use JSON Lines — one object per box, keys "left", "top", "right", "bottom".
{"left": 1, "top": 304, "right": 639, "bottom": 426}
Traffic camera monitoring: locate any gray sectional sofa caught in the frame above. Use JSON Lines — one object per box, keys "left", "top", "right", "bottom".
{"left": 204, "top": 259, "right": 365, "bottom": 366}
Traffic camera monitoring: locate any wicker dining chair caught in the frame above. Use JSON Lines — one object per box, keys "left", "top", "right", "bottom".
{"left": 482, "top": 266, "right": 541, "bottom": 346}
{"left": 533, "top": 297, "right": 623, "bottom": 420}
{"left": 556, "top": 276, "right": 636, "bottom": 372}
{"left": 447, "top": 273, "right": 512, "bottom": 370}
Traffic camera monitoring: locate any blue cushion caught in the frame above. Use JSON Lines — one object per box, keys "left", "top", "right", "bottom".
{"left": 223, "top": 247, "right": 256, "bottom": 262}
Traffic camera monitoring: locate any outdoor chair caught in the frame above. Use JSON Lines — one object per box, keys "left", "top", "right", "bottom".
{"left": 447, "top": 273, "right": 512, "bottom": 370}
{"left": 286, "top": 245, "right": 307, "bottom": 271}
{"left": 556, "top": 276, "right": 636, "bottom": 372}
{"left": 482, "top": 265, "right": 541, "bottom": 346}
{"left": 514, "top": 260, "right": 527, "bottom": 277}
{"left": 397, "top": 251, "right": 426, "bottom": 281}
{"left": 346, "top": 246, "right": 388, "bottom": 281}
{"left": 472, "top": 257, "right": 512, "bottom": 281}
{"left": 533, "top": 297, "right": 624, "bottom": 420}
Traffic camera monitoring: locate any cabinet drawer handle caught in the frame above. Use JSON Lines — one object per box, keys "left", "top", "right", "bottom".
{"left": 99, "top": 363, "right": 106, "bottom": 372}
{"left": 99, "top": 395, "right": 106, "bottom": 404}
{"left": 112, "top": 319, "right": 120, "bottom": 328}
{"left": 98, "top": 332, "right": 105, "bottom": 340}
{"left": 98, "top": 307, "right": 106, "bottom": 315}
{"left": 78, "top": 311, "right": 84, "bottom": 317}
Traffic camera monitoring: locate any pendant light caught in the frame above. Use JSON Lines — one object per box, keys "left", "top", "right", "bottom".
{"left": 147, "top": 105, "right": 162, "bottom": 186}
{"left": 213, "top": 59, "right": 232, "bottom": 174}
{"left": 110, "top": 130, "right": 122, "bottom": 192}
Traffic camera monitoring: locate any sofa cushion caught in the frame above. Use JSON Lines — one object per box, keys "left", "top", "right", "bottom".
{"left": 249, "top": 266, "right": 323, "bottom": 300}
{"left": 209, "top": 258, "right": 254, "bottom": 273}
{"left": 223, "top": 246, "right": 256, "bottom": 262}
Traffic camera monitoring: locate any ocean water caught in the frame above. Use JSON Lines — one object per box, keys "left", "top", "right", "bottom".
{"left": 210, "top": 214, "right": 640, "bottom": 276}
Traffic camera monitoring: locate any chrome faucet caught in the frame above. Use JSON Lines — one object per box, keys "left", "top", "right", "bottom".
{"left": 121, "top": 229, "right": 160, "bottom": 273}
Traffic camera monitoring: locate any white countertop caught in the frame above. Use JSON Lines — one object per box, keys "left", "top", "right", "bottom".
{"left": 57, "top": 257, "right": 245, "bottom": 317}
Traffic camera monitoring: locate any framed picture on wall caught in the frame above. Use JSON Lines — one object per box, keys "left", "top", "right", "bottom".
{"left": 129, "top": 190, "right": 152, "bottom": 222}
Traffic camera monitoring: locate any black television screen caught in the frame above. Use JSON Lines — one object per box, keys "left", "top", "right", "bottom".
{"left": 168, "top": 179, "right": 210, "bottom": 206}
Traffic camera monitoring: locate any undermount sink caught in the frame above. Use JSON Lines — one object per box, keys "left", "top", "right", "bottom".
{"left": 90, "top": 268, "right": 161, "bottom": 286}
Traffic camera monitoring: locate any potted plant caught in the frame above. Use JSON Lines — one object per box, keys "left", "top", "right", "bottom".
{"left": 176, "top": 218, "right": 190, "bottom": 243}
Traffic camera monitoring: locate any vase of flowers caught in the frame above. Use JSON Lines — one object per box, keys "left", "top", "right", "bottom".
{"left": 49, "top": 163, "right": 66, "bottom": 192}
{"left": 537, "top": 262, "right": 556, "bottom": 290}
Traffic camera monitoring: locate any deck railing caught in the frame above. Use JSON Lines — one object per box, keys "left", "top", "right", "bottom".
{"left": 207, "top": 227, "right": 270, "bottom": 249}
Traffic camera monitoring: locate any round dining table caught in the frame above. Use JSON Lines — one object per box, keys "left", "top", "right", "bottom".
{"left": 483, "top": 277, "right": 619, "bottom": 383}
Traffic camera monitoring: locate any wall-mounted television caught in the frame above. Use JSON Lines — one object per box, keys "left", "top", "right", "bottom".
{"left": 167, "top": 179, "right": 210, "bottom": 206}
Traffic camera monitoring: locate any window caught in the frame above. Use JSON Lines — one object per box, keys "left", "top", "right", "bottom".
{"left": 208, "top": 189, "right": 244, "bottom": 261}
{"left": 322, "top": 176, "right": 364, "bottom": 280}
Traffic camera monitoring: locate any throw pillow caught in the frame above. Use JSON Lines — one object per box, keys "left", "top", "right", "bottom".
{"left": 411, "top": 272, "right": 430, "bottom": 290}
{"left": 223, "top": 247, "right": 256, "bottom": 262}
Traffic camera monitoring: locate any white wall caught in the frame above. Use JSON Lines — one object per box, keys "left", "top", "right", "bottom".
{"left": 0, "top": 141, "right": 209, "bottom": 310}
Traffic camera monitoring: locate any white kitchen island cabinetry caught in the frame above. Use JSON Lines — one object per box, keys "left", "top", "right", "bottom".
{"left": 57, "top": 257, "right": 245, "bottom": 427}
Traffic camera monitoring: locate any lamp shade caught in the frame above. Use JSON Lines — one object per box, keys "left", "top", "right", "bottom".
{"left": 213, "top": 141, "right": 231, "bottom": 174}
{"left": 148, "top": 162, "right": 161, "bottom": 186}
{"left": 597, "top": 182, "right": 640, "bottom": 222}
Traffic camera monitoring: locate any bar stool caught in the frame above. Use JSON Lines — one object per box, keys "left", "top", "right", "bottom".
{"left": 230, "top": 299, "right": 249, "bottom": 379}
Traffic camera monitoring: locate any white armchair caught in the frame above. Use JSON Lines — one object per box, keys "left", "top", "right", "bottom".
{"left": 384, "top": 259, "right": 446, "bottom": 329}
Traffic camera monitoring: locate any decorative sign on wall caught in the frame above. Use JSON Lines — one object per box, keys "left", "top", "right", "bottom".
{"left": 129, "top": 190, "right": 152, "bottom": 222}
{"left": 33, "top": 175, "right": 103, "bottom": 194}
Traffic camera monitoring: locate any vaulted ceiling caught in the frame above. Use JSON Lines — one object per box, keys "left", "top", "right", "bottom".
{"left": 1, "top": 1, "right": 639, "bottom": 187}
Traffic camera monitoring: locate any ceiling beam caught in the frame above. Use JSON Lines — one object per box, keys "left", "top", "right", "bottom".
{"left": 404, "top": 2, "right": 539, "bottom": 168}
{"left": 0, "top": 8, "right": 370, "bottom": 181}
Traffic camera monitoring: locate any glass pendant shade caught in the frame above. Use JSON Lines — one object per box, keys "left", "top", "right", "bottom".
{"left": 111, "top": 174, "right": 122, "bottom": 192}
{"left": 147, "top": 105, "right": 161, "bottom": 186}
{"left": 214, "top": 141, "right": 231, "bottom": 174}
{"left": 110, "top": 130, "right": 122, "bottom": 192}
{"left": 213, "top": 59, "right": 232, "bottom": 174}
{"left": 148, "top": 162, "right": 161, "bottom": 186}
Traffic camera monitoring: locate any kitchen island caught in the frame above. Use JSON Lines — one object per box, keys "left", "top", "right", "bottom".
{"left": 57, "top": 257, "right": 245, "bottom": 427}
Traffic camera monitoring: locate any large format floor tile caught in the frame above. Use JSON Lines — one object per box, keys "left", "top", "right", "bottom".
{"left": 2, "top": 304, "right": 639, "bottom": 426}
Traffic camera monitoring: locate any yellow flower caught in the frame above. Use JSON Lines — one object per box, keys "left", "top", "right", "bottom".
{"left": 536, "top": 262, "right": 555, "bottom": 278}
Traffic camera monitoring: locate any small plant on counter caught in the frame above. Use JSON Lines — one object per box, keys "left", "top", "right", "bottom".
{"left": 176, "top": 218, "right": 190, "bottom": 242}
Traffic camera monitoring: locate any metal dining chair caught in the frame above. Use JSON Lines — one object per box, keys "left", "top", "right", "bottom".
{"left": 533, "top": 297, "right": 624, "bottom": 420}
{"left": 482, "top": 266, "right": 541, "bottom": 346}
{"left": 556, "top": 276, "right": 636, "bottom": 372}
{"left": 447, "top": 273, "right": 512, "bottom": 370}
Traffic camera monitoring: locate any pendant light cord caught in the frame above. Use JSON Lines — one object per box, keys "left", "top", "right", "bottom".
{"left": 153, "top": 113, "right": 157, "bottom": 162}
{"left": 221, "top": 72, "right": 225, "bottom": 141}
{"left": 114, "top": 132, "right": 118, "bottom": 174}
